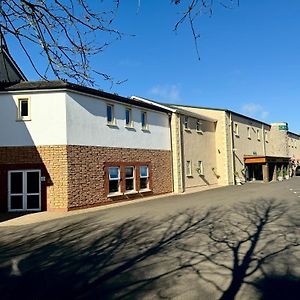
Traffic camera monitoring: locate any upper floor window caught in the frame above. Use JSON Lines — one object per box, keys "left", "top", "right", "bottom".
{"left": 17, "top": 97, "right": 30, "bottom": 121}
{"left": 141, "top": 111, "right": 148, "bottom": 130}
{"left": 184, "top": 116, "right": 189, "bottom": 130}
{"left": 197, "top": 161, "right": 204, "bottom": 176}
{"left": 265, "top": 131, "right": 268, "bottom": 143}
{"left": 234, "top": 123, "right": 239, "bottom": 136}
{"left": 257, "top": 129, "right": 260, "bottom": 141}
{"left": 125, "top": 108, "right": 133, "bottom": 127}
{"left": 107, "top": 104, "right": 115, "bottom": 125}
{"left": 186, "top": 160, "right": 192, "bottom": 177}
{"left": 247, "top": 126, "right": 251, "bottom": 139}
{"left": 196, "top": 119, "right": 202, "bottom": 133}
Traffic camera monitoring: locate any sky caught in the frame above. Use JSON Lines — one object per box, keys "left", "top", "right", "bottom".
{"left": 10, "top": 0, "right": 300, "bottom": 133}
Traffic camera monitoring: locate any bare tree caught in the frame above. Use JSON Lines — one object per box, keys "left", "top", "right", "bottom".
{"left": 0, "top": 0, "right": 123, "bottom": 86}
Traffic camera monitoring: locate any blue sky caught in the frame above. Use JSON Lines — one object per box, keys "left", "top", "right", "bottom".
{"left": 11, "top": 1, "right": 300, "bottom": 133}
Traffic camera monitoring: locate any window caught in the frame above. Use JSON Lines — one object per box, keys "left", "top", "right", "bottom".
{"left": 107, "top": 104, "right": 115, "bottom": 125}
{"left": 17, "top": 98, "right": 30, "bottom": 120}
{"left": 184, "top": 116, "right": 189, "bottom": 130}
{"left": 108, "top": 167, "right": 120, "bottom": 193}
{"left": 234, "top": 123, "right": 239, "bottom": 136}
{"left": 196, "top": 119, "right": 202, "bottom": 132}
{"left": 125, "top": 108, "right": 133, "bottom": 127}
{"left": 141, "top": 111, "right": 148, "bottom": 130}
{"left": 197, "top": 161, "right": 204, "bottom": 176}
{"left": 257, "top": 129, "right": 260, "bottom": 141}
{"left": 140, "top": 166, "right": 149, "bottom": 190}
{"left": 247, "top": 127, "right": 251, "bottom": 139}
{"left": 265, "top": 131, "right": 268, "bottom": 143}
{"left": 125, "top": 166, "right": 135, "bottom": 191}
{"left": 186, "top": 160, "right": 192, "bottom": 177}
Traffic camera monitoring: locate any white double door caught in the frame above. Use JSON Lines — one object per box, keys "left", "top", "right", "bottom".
{"left": 8, "top": 170, "right": 41, "bottom": 211}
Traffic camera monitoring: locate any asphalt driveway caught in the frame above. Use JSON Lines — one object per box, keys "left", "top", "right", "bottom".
{"left": 0, "top": 178, "right": 299, "bottom": 299}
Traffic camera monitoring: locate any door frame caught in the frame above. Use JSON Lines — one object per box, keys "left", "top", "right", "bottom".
{"left": 8, "top": 169, "right": 41, "bottom": 212}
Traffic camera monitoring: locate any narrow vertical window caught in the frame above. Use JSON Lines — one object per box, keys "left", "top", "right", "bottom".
{"left": 108, "top": 167, "right": 120, "bottom": 193}
{"left": 247, "top": 127, "right": 251, "bottom": 139}
{"left": 107, "top": 104, "right": 114, "bottom": 125}
{"left": 196, "top": 119, "right": 202, "bottom": 132}
{"left": 140, "top": 166, "right": 149, "bottom": 190}
{"left": 184, "top": 116, "right": 189, "bottom": 129}
{"left": 257, "top": 129, "right": 260, "bottom": 141}
{"left": 197, "top": 161, "right": 204, "bottom": 175}
{"left": 125, "top": 166, "right": 135, "bottom": 191}
{"left": 125, "top": 108, "right": 133, "bottom": 127}
{"left": 141, "top": 111, "right": 148, "bottom": 130}
{"left": 234, "top": 123, "right": 239, "bottom": 136}
{"left": 265, "top": 131, "right": 268, "bottom": 142}
{"left": 186, "top": 160, "right": 192, "bottom": 176}
{"left": 17, "top": 98, "right": 30, "bottom": 120}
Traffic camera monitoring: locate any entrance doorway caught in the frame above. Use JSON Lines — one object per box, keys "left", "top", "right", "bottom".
{"left": 8, "top": 170, "right": 41, "bottom": 211}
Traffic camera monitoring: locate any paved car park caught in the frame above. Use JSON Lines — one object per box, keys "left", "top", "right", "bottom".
{"left": 0, "top": 178, "right": 299, "bottom": 299}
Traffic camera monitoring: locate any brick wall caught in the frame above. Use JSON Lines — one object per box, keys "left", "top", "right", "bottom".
{"left": 66, "top": 145, "right": 173, "bottom": 209}
{"left": 0, "top": 146, "right": 68, "bottom": 211}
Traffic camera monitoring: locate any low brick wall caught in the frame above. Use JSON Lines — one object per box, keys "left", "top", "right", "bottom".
{"left": 67, "top": 145, "right": 173, "bottom": 209}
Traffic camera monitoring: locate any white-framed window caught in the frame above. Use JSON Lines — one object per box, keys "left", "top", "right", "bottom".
{"left": 197, "top": 161, "right": 204, "bottom": 176}
{"left": 125, "top": 108, "right": 133, "bottom": 127}
{"left": 17, "top": 97, "right": 31, "bottom": 121}
{"left": 141, "top": 111, "right": 148, "bottom": 130}
{"left": 184, "top": 116, "right": 189, "bottom": 130}
{"left": 247, "top": 126, "right": 251, "bottom": 139}
{"left": 196, "top": 119, "right": 202, "bottom": 132}
{"left": 257, "top": 129, "right": 260, "bottom": 141}
{"left": 107, "top": 104, "right": 115, "bottom": 125}
{"left": 186, "top": 160, "right": 192, "bottom": 177}
{"left": 234, "top": 123, "right": 239, "bottom": 136}
{"left": 108, "top": 167, "right": 120, "bottom": 193}
{"left": 140, "top": 166, "right": 149, "bottom": 190}
{"left": 125, "top": 166, "right": 135, "bottom": 192}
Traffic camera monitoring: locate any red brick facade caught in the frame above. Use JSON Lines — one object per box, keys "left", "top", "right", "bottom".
{"left": 0, "top": 145, "right": 173, "bottom": 211}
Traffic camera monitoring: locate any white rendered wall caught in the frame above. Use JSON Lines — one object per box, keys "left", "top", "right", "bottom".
{"left": 0, "top": 92, "right": 67, "bottom": 146}
{"left": 65, "top": 91, "right": 171, "bottom": 150}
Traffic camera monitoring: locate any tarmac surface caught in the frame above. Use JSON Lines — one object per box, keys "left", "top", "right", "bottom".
{"left": 0, "top": 178, "right": 299, "bottom": 299}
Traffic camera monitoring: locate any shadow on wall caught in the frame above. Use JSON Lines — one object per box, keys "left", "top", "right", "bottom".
{"left": 0, "top": 94, "right": 52, "bottom": 213}
{"left": 0, "top": 198, "right": 299, "bottom": 299}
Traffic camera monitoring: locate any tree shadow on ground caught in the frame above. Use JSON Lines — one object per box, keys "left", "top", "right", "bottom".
{"left": 0, "top": 198, "right": 299, "bottom": 300}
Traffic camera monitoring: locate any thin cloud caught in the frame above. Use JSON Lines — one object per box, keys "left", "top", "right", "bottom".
{"left": 241, "top": 103, "right": 269, "bottom": 120}
{"left": 149, "top": 84, "right": 181, "bottom": 102}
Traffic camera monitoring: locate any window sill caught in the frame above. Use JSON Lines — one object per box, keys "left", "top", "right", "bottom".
{"left": 124, "top": 190, "right": 138, "bottom": 195}
{"left": 107, "top": 192, "right": 123, "bottom": 198}
{"left": 184, "top": 128, "right": 191, "bottom": 133}
{"left": 139, "top": 188, "right": 151, "bottom": 193}
{"left": 186, "top": 175, "right": 193, "bottom": 178}
{"left": 235, "top": 134, "right": 240, "bottom": 138}
{"left": 248, "top": 137, "right": 251, "bottom": 140}
{"left": 16, "top": 118, "right": 31, "bottom": 122}
{"left": 107, "top": 123, "right": 119, "bottom": 129}
{"left": 125, "top": 125, "right": 135, "bottom": 130}
{"left": 196, "top": 130, "right": 203, "bottom": 135}
{"left": 141, "top": 128, "right": 150, "bottom": 133}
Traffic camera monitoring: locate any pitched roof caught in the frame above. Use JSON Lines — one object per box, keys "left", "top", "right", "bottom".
{"left": 0, "top": 48, "right": 27, "bottom": 84}
{"left": 0, "top": 80, "right": 172, "bottom": 114}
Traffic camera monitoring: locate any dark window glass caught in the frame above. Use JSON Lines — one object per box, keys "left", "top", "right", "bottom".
{"left": 20, "top": 100, "right": 28, "bottom": 117}
{"left": 125, "top": 109, "right": 131, "bottom": 126}
{"left": 27, "top": 195, "right": 40, "bottom": 209}
{"left": 107, "top": 105, "right": 113, "bottom": 123}
{"left": 140, "top": 166, "right": 148, "bottom": 177}
{"left": 141, "top": 112, "right": 147, "bottom": 128}
{"left": 126, "top": 179, "right": 134, "bottom": 191}
{"left": 10, "top": 195, "right": 23, "bottom": 209}
{"left": 27, "top": 172, "right": 40, "bottom": 193}
{"left": 109, "top": 180, "right": 119, "bottom": 193}
{"left": 140, "top": 178, "right": 148, "bottom": 189}
{"left": 109, "top": 167, "right": 119, "bottom": 179}
{"left": 10, "top": 172, "right": 23, "bottom": 194}
{"left": 125, "top": 166, "right": 134, "bottom": 191}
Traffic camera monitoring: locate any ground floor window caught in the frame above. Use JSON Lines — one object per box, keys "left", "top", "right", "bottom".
{"left": 108, "top": 167, "right": 120, "bottom": 193}
{"left": 140, "top": 166, "right": 149, "bottom": 190}
{"left": 106, "top": 163, "right": 151, "bottom": 195}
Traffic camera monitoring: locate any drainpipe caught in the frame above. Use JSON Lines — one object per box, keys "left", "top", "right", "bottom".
{"left": 169, "top": 113, "right": 175, "bottom": 193}
{"left": 229, "top": 112, "right": 236, "bottom": 185}
{"left": 262, "top": 124, "right": 266, "bottom": 156}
